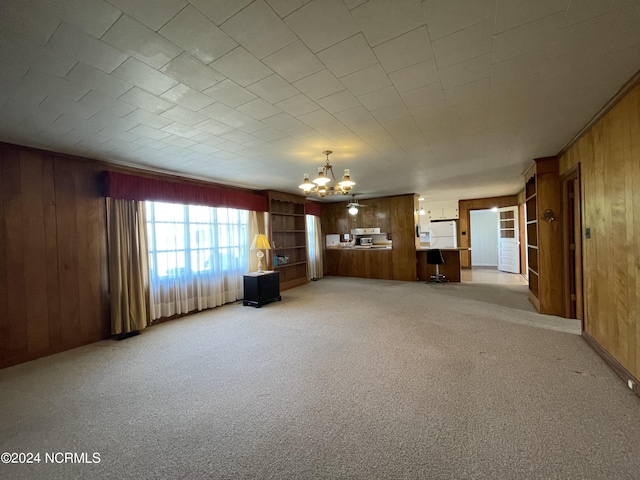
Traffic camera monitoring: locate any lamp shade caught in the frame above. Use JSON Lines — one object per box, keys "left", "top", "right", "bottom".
{"left": 339, "top": 169, "right": 355, "bottom": 188}
{"left": 250, "top": 233, "right": 271, "bottom": 250}
{"left": 299, "top": 174, "right": 314, "bottom": 191}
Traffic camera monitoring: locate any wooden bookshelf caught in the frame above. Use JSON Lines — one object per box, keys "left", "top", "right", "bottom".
{"left": 267, "top": 191, "right": 308, "bottom": 291}
{"left": 525, "top": 173, "right": 539, "bottom": 307}
{"left": 524, "top": 157, "right": 563, "bottom": 316}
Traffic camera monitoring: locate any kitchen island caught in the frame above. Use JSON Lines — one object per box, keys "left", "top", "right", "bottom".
{"left": 326, "top": 246, "right": 465, "bottom": 283}
{"left": 325, "top": 246, "right": 393, "bottom": 280}
{"left": 416, "top": 247, "right": 465, "bottom": 283}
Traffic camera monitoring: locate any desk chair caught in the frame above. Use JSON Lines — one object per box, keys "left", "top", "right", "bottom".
{"left": 427, "top": 249, "right": 448, "bottom": 283}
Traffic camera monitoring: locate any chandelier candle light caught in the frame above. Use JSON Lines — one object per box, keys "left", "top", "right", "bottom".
{"left": 299, "top": 150, "right": 355, "bottom": 197}
{"left": 250, "top": 233, "right": 271, "bottom": 273}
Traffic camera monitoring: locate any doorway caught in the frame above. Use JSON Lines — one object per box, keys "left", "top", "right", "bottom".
{"left": 497, "top": 206, "right": 520, "bottom": 273}
{"left": 470, "top": 209, "right": 498, "bottom": 267}
{"left": 562, "top": 165, "right": 584, "bottom": 324}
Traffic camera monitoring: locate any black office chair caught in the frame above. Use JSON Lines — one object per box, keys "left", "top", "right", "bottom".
{"left": 426, "top": 249, "right": 448, "bottom": 283}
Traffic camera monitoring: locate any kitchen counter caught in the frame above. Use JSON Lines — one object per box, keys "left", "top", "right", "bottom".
{"left": 325, "top": 245, "right": 464, "bottom": 282}
{"left": 416, "top": 248, "right": 465, "bottom": 282}
{"left": 325, "top": 247, "right": 393, "bottom": 279}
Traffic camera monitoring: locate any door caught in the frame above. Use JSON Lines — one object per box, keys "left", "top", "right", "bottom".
{"left": 497, "top": 206, "right": 519, "bottom": 273}
{"left": 563, "top": 167, "right": 583, "bottom": 322}
{"left": 469, "top": 210, "right": 498, "bottom": 266}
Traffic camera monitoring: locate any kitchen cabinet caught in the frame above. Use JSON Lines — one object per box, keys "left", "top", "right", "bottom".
{"left": 428, "top": 206, "right": 458, "bottom": 220}
{"left": 326, "top": 248, "right": 392, "bottom": 279}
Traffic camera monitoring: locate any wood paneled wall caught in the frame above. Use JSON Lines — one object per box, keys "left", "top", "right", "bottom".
{"left": 458, "top": 195, "right": 519, "bottom": 268}
{"left": 1, "top": 144, "right": 110, "bottom": 368}
{"left": 390, "top": 195, "right": 419, "bottom": 281}
{"left": 321, "top": 197, "right": 393, "bottom": 234}
{"left": 560, "top": 83, "right": 640, "bottom": 380}
{"left": 321, "top": 194, "right": 418, "bottom": 281}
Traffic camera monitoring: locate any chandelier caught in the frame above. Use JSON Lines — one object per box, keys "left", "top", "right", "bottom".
{"left": 298, "top": 150, "right": 355, "bottom": 197}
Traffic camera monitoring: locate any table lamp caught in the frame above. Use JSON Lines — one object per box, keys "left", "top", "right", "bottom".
{"left": 250, "top": 233, "right": 271, "bottom": 273}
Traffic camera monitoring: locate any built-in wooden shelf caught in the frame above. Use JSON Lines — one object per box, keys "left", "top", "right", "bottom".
{"left": 524, "top": 157, "right": 563, "bottom": 316}
{"left": 267, "top": 191, "right": 308, "bottom": 291}
{"left": 525, "top": 173, "right": 539, "bottom": 302}
{"left": 274, "top": 261, "right": 307, "bottom": 268}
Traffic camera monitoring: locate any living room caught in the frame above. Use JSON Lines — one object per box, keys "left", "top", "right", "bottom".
{"left": 1, "top": 1, "right": 640, "bottom": 478}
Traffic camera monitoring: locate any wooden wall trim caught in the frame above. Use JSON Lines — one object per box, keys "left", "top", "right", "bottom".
{"left": 558, "top": 69, "right": 640, "bottom": 157}
{"left": 523, "top": 163, "right": 536, "bottom": 182}
{"left": 582, "top": 331, "right": 640, "bottom": 398}
{"left": 0, "top": 141, "right": 262, "bottom": 196}
{"left": 535, "top": 155, "right": 560, "bottom": 175}
{"left": 561, "top": 164, "right": 583, "bottom": 321}
{"left": 266, "top": 190, "right": 307, "bottom": 204}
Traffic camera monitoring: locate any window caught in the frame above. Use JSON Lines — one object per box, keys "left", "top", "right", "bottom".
{"left": 146, "top": 201, "right": 249, "bottom": 280}
{"left": 306, "top": 214, "right": 322, "bottom": 280}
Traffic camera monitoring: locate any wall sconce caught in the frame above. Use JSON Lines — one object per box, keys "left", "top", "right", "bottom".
{"left": 415, "top": 208, "right": 425, "bottom": 216}
{"left": 543, "top": 209, "right": 555, "bottom": 222}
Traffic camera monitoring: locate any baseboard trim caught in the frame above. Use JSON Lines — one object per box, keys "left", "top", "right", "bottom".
{"left": 582, "top": 331, "right": 640, "bottom": 398}
{"left": 114, "top": 330, "right": 141, "bottom": 341}
{"left": 0, "top": 337, "right": 108, "bottom": 369}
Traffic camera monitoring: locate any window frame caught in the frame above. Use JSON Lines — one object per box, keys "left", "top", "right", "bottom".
{"left": 146, "top": 201, "right": 249, "bottom": 281}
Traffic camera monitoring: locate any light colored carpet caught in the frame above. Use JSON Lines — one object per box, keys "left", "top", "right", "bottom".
{"left": 1, "top": 276, "right": 638, "bottom": 480}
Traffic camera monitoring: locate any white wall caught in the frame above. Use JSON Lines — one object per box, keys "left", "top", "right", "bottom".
{"left": 470, "top": 210, "right": 498, "bottom": 267}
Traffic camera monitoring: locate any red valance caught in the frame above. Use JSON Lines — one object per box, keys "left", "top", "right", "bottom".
{"left": 103, "top": 171, "right": 268, "bottom": 212}
{"left": 305, "top": 202, "right": 322, "bottom": 216}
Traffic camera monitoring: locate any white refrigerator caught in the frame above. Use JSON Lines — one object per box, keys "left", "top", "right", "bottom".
{"left": 429, "top": 220, "right": 457, "bottom": 248}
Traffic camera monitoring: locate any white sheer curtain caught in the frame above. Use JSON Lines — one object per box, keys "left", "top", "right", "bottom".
{"left": 306, "top": 214, "right": 323, "bottom": 280}
{"left": 248, "top": 210, "right": 268, "bottom": 272}
{"left": 146, "top": 201, "right": 249, "bottom": 320}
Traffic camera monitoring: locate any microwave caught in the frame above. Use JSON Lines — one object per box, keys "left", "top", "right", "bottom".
{"left": 358, "top": 237, "right": 373, "bottom": 246}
